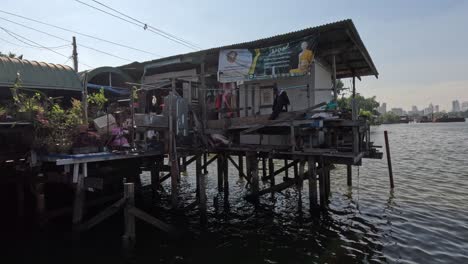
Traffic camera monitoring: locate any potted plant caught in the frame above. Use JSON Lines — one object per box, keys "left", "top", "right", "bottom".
{"left": 87, "top": 88, "right": 108, "bottom": 119}
{"left": 10, "top": 76, "right": 45, "bottom": 121}
{"left": 34, "top": 99, "right": 84, "bottom": 154}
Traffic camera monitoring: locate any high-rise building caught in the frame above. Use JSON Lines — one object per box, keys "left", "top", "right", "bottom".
{"left": 434, "top": 105, "right": 439, "bottom": 113}
{"left": 452, "top": 100, "right": 461, "bottom": 112}
{"left": 378, "top": 102, "right": 387, "bottom": 114}
{"left": 462, "top": 101, "right": 468, "bottom": 112}
{"left": 411, "top": 105, "right": 418, "bottom": 113}
{"left": 390, "top": 108, "right": 404, "bottom": 116}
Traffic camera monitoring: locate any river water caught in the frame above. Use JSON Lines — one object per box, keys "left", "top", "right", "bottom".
{"left": 8, "top": 122, "right": 468, "bottom": 263}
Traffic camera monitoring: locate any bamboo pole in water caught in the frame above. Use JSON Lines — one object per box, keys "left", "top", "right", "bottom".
{"left": 384, "top": 130, "right": 394, "bottom": 188}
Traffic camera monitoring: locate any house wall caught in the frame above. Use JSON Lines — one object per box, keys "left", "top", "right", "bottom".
{"left": 239, "top": 62, "right": 333, "bottom": 118}
{"left": 238, "top": 62, "right": 333, "bottom": 146}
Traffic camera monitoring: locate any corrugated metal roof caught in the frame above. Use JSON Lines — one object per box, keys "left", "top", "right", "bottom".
{"left": 0, "top": 57, "right": 82, "bottom": 91}
{"left": 120, "top": 19, "right": 378, "bottom": 79}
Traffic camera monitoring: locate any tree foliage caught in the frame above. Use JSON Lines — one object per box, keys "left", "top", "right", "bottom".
{"left": 377, "top": 112, "right": 401, "bottom": 124}
{"left": 337, "top": 93, "right": 380, "bottom": 115}
{"left": 0, "top": 51, "right": 22, "bottom": 59}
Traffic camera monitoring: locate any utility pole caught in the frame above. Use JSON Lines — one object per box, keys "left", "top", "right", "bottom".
{"left": 72, "top": 36, "right": 78, "bottom": 72}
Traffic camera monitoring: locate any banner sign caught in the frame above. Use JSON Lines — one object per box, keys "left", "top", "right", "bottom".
{"left": 218, "top": 35, "right": 318, "bottom": 83}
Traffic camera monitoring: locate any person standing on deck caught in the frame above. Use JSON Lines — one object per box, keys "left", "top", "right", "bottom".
{"left": 269, "top": 84, "right": 290, "bottom": 120}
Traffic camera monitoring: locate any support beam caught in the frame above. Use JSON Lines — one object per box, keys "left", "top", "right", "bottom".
{"left": 245, "top": 180, "right": 295, "bottom": 200}
{"left": 262, "top": 160, "right": 298, "bottom": 181}
{"left": 246, "top": 167, "right": 326, "bottom": 200}
{"left": 352, "top": 75, "right": 359, "bottom": 154}
{"left": 332, "top": 55, "right": 337, "bottom": 102}
{"left": 79, "top": 198, "right": 125, "bottom": 231}
{"left": 200, "top": 62, "right": 207, "bottom": 129}
{"left": 227, "top": 155, "right": 247, "bottom": 179}
{"left": 244, "top": 85, "right": 249, "bottom": 117}
{"left": 251, "top": 84, "right": 256, "bottom": 116}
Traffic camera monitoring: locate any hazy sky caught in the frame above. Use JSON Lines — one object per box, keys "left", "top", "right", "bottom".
{"left": 1, "top": 0, "right": 467, "bottom": 111}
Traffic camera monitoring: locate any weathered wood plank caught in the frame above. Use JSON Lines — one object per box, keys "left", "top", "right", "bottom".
{"left": 129, "top": 207, "right": 177, "bottom": 236}
{"left": 79, "top": 198, "right": 125, "bottom": 231}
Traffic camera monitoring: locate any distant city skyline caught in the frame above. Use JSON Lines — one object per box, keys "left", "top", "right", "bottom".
{"left": 381, "top": 99, "right": 468, "bottom": 114}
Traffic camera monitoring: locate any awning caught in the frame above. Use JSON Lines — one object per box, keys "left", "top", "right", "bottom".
{"left": 0, "top": 57, "right": 82, "bottom": 91}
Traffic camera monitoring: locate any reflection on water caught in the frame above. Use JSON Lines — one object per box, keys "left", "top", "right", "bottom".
{"left": 8, "top": 122, "right": 468, "bottom": 263}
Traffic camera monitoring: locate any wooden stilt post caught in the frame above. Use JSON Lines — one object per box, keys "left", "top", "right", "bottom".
{"left": 318, "top": 158, "right": 326, "bottom": 208}
{"left": 284, "top": 159, "right": 289, "bottom": 179}
{"left": 196, "top": 153, "right": 207, "bottom": 225}
{"left": 298, "top": 159, "right": 305, "bottom": 190}
{"left": 238, "top": 155, "right": 244, "bottom": 179}
{"left": 169, "top": 78, "right": 179, "bottom": 208}
{"left": 182, "top": 156, "right": 187, "bottom": 173}
{"left": 352, "top": 75, "right": 359, "bottom": 154}
{"left": 171, "top": 154, "right": 178, "bottom": 209}
{"left": 35, "top": 181, "right": 45, "bottom": 223}
{"left": 16, "top": 173, "right": 24, "bottom": 218}
{"left": 308, "top": 156, "right": 318, "bottom": 209}
{"left": 325, "top": 163, "right": 331, "bottom": 198}
{"left": 123, "top": 183, "right": 135, "bottom": 242}
{"left": 217, "top": 153, "right": 224, "bottom": 192}
{"left": 294, "top": 161, "right": 298, "bottom": 180}
{"left": 384, "top": 130, "right": 394, "bottom": 188}
{"left": 290, "top": 123, "right": 296, "bottom": 151}
{"left": 203, "top": 152, "right": 208, "bottom": 174}
{"left": 248, "top": 152, "right": 259, "bottom": 202}
{"left": 151, "top": 157, "right": 162, "bottom": 199}
{"left": 347, "top": 165, "right": 352, "bottom": 186}
{"left": 223, "top": 154, "right": 229, "bottom": 197}
{"left": 72, "top": 163, "right": 87, "bottom": 226}
{"left": 268, "top": 157, "right": 275, "bottom": 195}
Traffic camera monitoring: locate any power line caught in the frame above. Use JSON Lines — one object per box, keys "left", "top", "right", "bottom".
{"left": 0, "top": 27, "right": 93, "bottom": 68}
{"left": 74, "top": 0, "right": 200, "bottom": 50}
{"left": 0, "top": 9, "right": 162, "bottom": 57}
{"left": 91, "top": 0, "right": 201, "bottom": 49}
{"left": 0, "top": 16, "right": 132, "bottom": 62}
{"left": 0, "top": 33, "right": 70, "bottom": 50}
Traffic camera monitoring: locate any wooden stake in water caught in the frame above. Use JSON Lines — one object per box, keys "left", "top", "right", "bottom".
{"left": 384, "top": 130, "right": 394, "bottom": 188}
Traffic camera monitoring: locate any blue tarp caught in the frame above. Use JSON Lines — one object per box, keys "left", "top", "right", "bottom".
{"left": 87, "top": 83, "right": 130, "bottom": 95}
